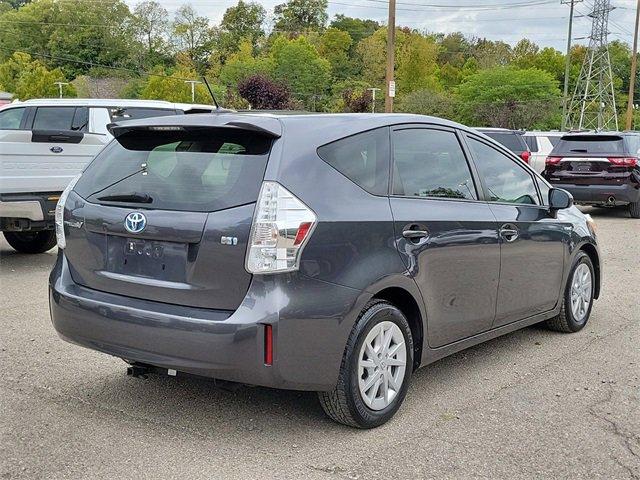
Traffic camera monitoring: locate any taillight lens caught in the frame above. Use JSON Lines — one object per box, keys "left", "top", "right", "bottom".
{"left": 546, "top": 156, "right": 562, "bottom": 166}
{"left": 246, "top": 181, "right": 317, "bottom": 274}
{"left": 54, "top": 174, "right": 81, "bottom": 249}
{"left": 520, "top": 151, "right": 531, "bottom": 163}
{"left": 608, "top": 157, "right": 638, "bottom": 167}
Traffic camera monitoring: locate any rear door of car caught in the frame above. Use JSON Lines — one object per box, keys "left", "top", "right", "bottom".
{"left": 464, "top": 133, "right": 567, "bottom": 327}
{"left": 389, "top": 125, "right": 501, "bottom": 348}
{"left": 65, "top": 124, "right": 276, "bottom": 310}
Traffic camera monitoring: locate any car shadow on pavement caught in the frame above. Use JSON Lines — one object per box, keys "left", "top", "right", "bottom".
{"left": 55, "top": 321, "right": 563, "bottom": 435}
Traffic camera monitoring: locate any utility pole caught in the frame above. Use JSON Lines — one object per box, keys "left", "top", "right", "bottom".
{"left": 625, "top": 0, "right": 640, "bottom": 130}
{"left": 367, "top": 87, "right": 381, "bottom": 113}
{"left": 385, "top": 0, "right": 396, "bottom": 113}
{"left": 53, "top": 82, "right": 69, "bottom": 99}
{"left": 561, "top": 0, "right": 582, "bottom": 131}
{"left": 184, "top": 80, "right": 202, "bottom": 103}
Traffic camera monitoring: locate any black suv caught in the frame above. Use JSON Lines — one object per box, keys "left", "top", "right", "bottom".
{"left": 543, "top": 133, "right": 640, "bottom": 218}
{"left": 50, "top": 113, "right": 601, "bottom": 428}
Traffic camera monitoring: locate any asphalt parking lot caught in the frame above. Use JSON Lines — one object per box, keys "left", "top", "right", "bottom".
{"left": 0, "top": 207, "right": 638, "bottom": 480}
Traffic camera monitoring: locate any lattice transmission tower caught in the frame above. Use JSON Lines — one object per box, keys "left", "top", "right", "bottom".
{"left": 565, "top": 0, "right": 618, "bottom": 131}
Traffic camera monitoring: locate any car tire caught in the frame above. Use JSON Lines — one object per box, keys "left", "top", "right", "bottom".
{"left": 3, "top": 230, "right": 57, "bottom": 254}
{"left": 318, "top": 299, "right": 413, "bottom": 428}
{"left": 630, "top": 201, "right": 640, "bottom": 219}
{"left": 545, "top": 251, "right": 595, "bottom": 333}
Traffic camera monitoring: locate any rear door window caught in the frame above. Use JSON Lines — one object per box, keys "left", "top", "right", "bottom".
{"left": 75, "top": 128, "right": 272, "bottom": 212}
{"left": 0, "top": 107, "right": 25, "bottom": 129}
{"left": 317, "top": 127, "right": 389, "bottom": 195}
{"left": 392, "top": 128, "right": 477, "bottom": 200}
{"left": 32, "top": 107, "right": 77, "bottom": 130}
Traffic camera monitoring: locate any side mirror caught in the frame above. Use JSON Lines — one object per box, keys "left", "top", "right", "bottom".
{"left": 549, "top": 188, "right": 573, "bottom": 211}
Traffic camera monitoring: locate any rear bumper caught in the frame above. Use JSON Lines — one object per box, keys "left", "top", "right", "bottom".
{"left": 552, "top": 182, "right": 640, "bottom": 205}
{"left": 0, "top": 192, "right": 59, "bottom": 230}
{"left": 49, "top": 254, "right": 365, "bottom": 391}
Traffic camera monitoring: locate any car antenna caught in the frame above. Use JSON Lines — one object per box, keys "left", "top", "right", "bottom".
{"left": 201, "top": 76, "right": 220, "bottom": 110}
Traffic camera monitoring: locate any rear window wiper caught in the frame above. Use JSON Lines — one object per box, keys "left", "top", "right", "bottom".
{"left": 97, "top": 193, "right": 153, "bottom": 203}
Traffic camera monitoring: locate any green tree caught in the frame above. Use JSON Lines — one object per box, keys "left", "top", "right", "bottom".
{"left": 396, "top": 32, "right": 441, "bottom": 94}
{"left": 132, "top": 1, "right": 171, "bottom": 67}
{"left": 173, "top": 4, "right": 214, "bottom": 72}
{"left": 139, "top": 64, "right": 223, "bottom": 103}
{"left": 268, "top": 35, "right": 330, "bottom": 109}
{"left": 218, "top": 40, "right": 272, "bottom": 88}
{"left": 218, "top": 0, "right": 266, "bottom": 57}
{"left": 0, "top": 52, "right": 75, "bottom": 99}
{"left": 329, "top": 15, "right": 379, "bottom": 47}
{"left": 273, "top": 0, "right": 328, "bottom": 34}
{"left": 318, "top": 28, "right": 352, "bottom": 80}
{"left": 437, "top": 32, "right": 471, "bottom": 69}
{"left": 398, "top": 88, "right": 456, "bottom": 120}
{"left": 471, "top": 39, "right": 512, "bottom": 69}
{"left": 457, "top": 66, "right": 561, "bottom": 128}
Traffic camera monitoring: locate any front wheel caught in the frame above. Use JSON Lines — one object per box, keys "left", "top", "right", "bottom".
{"left": 318, "top": 300, "right": 413, "bottom": 428}
{"left": 545, "top": 251, "right": 595, "bottom": 333}
{"left": 3, "top": 230, "right": 57, "bottom": 254}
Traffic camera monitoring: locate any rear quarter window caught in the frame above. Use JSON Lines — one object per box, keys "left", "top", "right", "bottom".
{"left": 0, "top": 107, "right": 25, "bottom": 129}
{"left": 317, "top": 127, "right": 390, "bottom": 196}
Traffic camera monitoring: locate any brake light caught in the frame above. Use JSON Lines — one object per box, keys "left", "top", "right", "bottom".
{"left": 608, "top": 157, "right": 638, "bottom": 167}
{"left": 546, "top": 156, "right": 562, "bottom": 166}
{"left": 520, "top": 151, "right": 531, "bottom": 164}
{"left": 246, "top": 181, "right": 317, "bottom": 274}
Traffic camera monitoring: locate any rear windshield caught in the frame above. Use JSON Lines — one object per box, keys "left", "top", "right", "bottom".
{"left": 74, "top": 128, "right": 272, "bottom": 212}
{"left": 482, "top": 132, "right": 525, "bottom": 152}
{"left": 553, "top": 135, "right": 625, "bottom": 155}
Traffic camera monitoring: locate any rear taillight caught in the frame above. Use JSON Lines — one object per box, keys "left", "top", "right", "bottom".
{"left": 246, "top": 181, "right": 317, "bottom": 274}
{"left": 520, "top": 151, "right": 531, "bottom": 164}
{"left": 55, "top": 174, "right": 81, "bottom": 249}
{"left": 546, "top": 156, "right": 562, "bottom": 166}
{"left": 608, "top": 157, "right": 638, "bottom": 167}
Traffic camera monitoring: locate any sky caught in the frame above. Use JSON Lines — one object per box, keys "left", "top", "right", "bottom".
{"left": 125, "top": 0, "right": 640, "bottom": 52}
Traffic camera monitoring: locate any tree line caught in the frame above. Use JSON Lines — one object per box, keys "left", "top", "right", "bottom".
{"left": 0, "top": 0, "right": 638, "bottom": 129}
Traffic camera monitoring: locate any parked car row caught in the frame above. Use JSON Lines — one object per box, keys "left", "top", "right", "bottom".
{"left": 478, "top": 127, "right": 640, "bottom": 218}
{"left": 0, "top": 99, "right": 217, "bottom": 253}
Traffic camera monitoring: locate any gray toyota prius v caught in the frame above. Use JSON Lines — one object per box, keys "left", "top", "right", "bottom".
{"left": 49, "top": 113, "right": 601, "bottom": 428}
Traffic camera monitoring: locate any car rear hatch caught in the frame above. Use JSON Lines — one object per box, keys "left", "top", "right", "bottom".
{"left": 545, "top": 135, "right": 638, "bottom": 185}
{"left": 64, "top": 121, "right": 279, "bottom": 310}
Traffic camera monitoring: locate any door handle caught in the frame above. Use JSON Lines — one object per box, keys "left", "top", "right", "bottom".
{"left": 499, "top": 224, "right": 519, "bottom": 242}
{"left": 402, "top": 228, "right": 429, "bottom": 240}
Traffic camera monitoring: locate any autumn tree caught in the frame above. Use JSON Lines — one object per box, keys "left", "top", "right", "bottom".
{"left": 0, "top": 52, "right": 75, "bottom": 99}
{"left": 238, "top": 74, "right": 290, "bottom": 109}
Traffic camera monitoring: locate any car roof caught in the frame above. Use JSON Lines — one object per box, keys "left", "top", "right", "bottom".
{"left": 475, "top": 127, "right": 519, "bottom": 133}
{"left": 108, "top": 112, "right": 484, "bottom": 142}
{"left": 1, "top": 98, "right": 216, "bottom": 111}
{"left": 524, "top": 131, "right": 564, "bottom": 136}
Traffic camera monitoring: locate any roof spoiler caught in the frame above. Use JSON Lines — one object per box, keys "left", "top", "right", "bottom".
{"left": 107, "top": 118, "right": 282, "bottom": 139}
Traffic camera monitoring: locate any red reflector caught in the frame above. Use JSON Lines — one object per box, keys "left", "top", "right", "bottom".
{"left": 264, "top": 324, "right": 273, "bottom": 366}
{"left": 608, "top": 157, "right": 638, "bottom": 167}
{"left": 520, "top": 151, "right": 531, "bottom": 163}
{"left": 293, "top": 222, "right": 312, "bottom": 246}
{"left": 546, "top": 156, "right": 562, "bottom": 165}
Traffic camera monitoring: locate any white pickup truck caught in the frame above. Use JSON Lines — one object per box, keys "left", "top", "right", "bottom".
{"left": 0, "top": 98, "right": 215, "bottom": 253}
